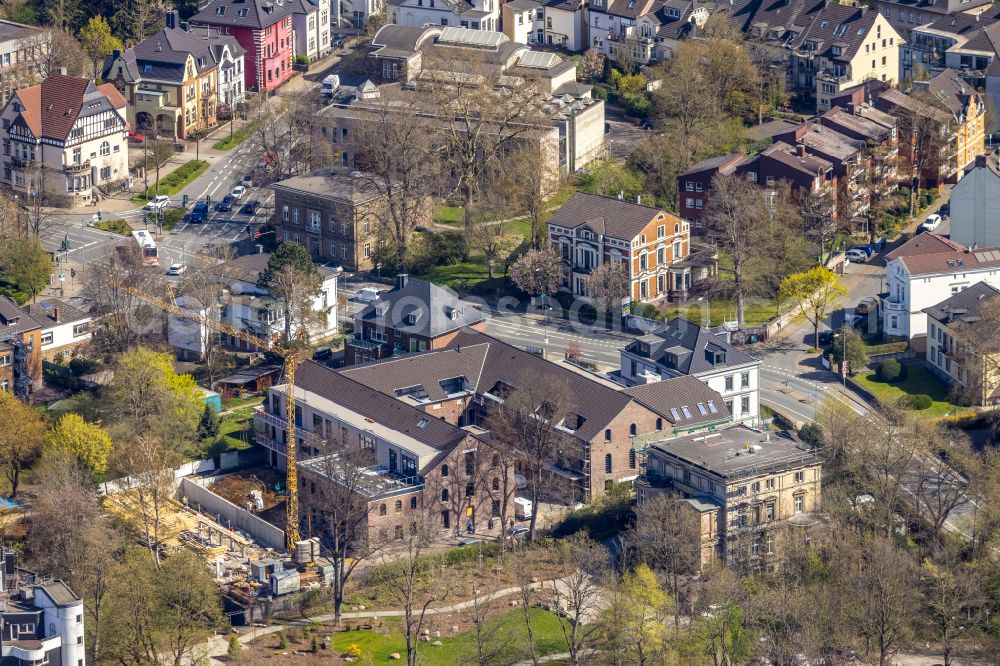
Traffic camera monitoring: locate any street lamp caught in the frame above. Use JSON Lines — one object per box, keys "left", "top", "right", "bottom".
{"left": 535, "top": 267, "right": 549, "bottom": 358}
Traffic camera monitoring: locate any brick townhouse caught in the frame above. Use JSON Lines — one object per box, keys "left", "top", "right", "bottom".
{"left": 549, "top": 191, "right": 717, "bottom": 305}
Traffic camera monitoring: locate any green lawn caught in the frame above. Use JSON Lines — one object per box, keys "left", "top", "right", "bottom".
{"left": 130, "top": 160, "right": 209, "bottom": 203}
{"left": 657, "top": 298, "right": 781, "bottom": 327}
{"left": 329, "top": 608, "right": 570, "bottom": 665}
{"left": 420, "top": 261, "right": 492, "bottom": 291}
{"left": 433, "top": 205, "right": 464, "bottom": 226}
{"left": 213, "top": 122, "right": 257, "bottom": 151}
{"left": 93, "top": 219, "right": 132, "bottom": 235}
{"left": 222, "top": 394, "right": 265, "bottom": 411}
{"left": 853, "top": 365, "right": 965, "bottom": 418}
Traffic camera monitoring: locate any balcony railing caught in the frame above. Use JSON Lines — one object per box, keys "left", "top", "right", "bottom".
{"left": 64, "top": 160, "right": 91, "bottom": 174}
{"left": 254, "top": 407, "right": 325, "bottom": 447}
{"left": 346, "top": 335, "right": 386, "bottom": 352}
{"left": 10, "top": 157, "right": 36, "bottom": 169}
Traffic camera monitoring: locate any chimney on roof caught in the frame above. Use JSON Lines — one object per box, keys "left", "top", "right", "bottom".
{"left": 396, "top": 273, "right": 409, "bottom": 290}
{"left": 166, "top": 9, "right": 179, "bottom": 29}
{"left": 181, "top": 21, "right": 190, "bottom": 31}
{"left": 797, "top": 144, "right": 807, "bottom": 157}
{"left": 51, "top": 308, "right": 59, "bottom": 324}
{"left": 618, "top": 190, "right": 624, "bottom": 200}
{"left": 636, "top": 194, "right": 642, "bottom": 205}
{"left": 58, "top": 66, "right": 67, "bottom": 76}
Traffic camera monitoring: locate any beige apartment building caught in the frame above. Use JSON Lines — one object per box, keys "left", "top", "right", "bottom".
{"left": 638, "top": 425, "right": 822, "bottom": 571}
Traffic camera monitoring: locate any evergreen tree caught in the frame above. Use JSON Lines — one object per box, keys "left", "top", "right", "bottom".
{"left": 196, "top": 404, "right": 221, "bottom": 441}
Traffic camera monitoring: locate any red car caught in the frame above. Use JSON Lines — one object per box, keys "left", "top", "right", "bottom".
{"left": 128, "top": 131, "right": 145, "bottom": 144}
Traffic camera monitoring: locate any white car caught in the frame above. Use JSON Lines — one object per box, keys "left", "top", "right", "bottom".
{"left": 231, "top": 185, "right": 246, "bottom": 199}
{"left": 166, "top": 263, "right": 186, "bottom": 276}
{"left": 144, "top": 195, "right": 170, "bottom": 210}
{"left": 921, "top": 213, "right": 942, "bottom": 232}
{"left": 845, "top": 249, "right": 868, "bottom": 263}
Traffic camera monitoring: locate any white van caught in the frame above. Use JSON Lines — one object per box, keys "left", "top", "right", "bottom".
{"left": 355, "top": 287, "right": 381, "bottom": 303}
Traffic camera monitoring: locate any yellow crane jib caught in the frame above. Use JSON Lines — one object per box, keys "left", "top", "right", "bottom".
{"left": 115, "top": 282, "right": 305, "bottom": 549}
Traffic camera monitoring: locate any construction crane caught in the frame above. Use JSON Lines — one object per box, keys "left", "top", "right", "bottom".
{"left": 119, "top": 283, "right": 305, "bottom": 549}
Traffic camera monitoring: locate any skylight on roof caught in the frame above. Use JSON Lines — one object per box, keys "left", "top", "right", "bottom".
{"left": 820, "top": 20, "right": 828, "bottom": 28}
{"left": 697, "top": 403, "right": 708, "bottom": 415}
{"left": 670, "top": 407, "right": 681, "bottom": 421}
{"left": 681, "top": 405, "right": 692, "bottom": 419}
{"left": 857, "top": 27, "right": 866, "bottom": 36}
{"left": 417, "top": 417, "right": 429, "bottom": 428}
{"left": 707, "top": 401, "right": 718, "bottom": 414}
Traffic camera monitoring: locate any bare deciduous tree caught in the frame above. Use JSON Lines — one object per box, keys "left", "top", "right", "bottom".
{"left": 351, "top": 92, "right": 438, "bottom": 273}
{"left": 630, "top": 494, "right": 700, "bottom": 629}
{"left": 423, "top": 49, "right": 543, "bottom": 227}
{"left": 554, "top": 533, "right": 607, "bottom": 666}
{"left": 846, "top": 535, "right": 916, "bottom": 666}
{"left": 703, "top": 173, "right": 771, "bottom": 326}
{"left": 113, "top": 435, "right": 182, "bottom": 568}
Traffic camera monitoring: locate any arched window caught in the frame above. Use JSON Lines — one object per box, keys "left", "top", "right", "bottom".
{"left": 605, "top": 453, "right": 612, "bottom": 474}
{"left": 655, "top": 418, "right": 663, "bottom": 431}
{"left": 395, "top": 499, "right": 403, "bottom": 513}
{"left": 379, "top": 504, "right": 386, "bottom": 516}
{"left": 492, "top": 478, "right": 500, "bottom": 491}
{"left": 629, "top": 423, "right": 637, "bottom": 436}
{"left": 629, "top": 449, "right": 636, "bottom": 469}
{"left": 100, "top": 141, "right": 110, "bottom": 156}
{"left": 410, "top": 496, "right": 417, "bottom": 509}
{"left": 441, "top": 464, "right": 449, "bottom": 477}
{"left": 441, "top": 488, "right": 449, "bottom": 502}
{"left": 674, "top": 223, "right": 679, "bottom": 233}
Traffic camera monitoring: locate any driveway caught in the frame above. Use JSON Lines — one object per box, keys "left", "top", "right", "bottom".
{"left": 604, "top": 106, "right": 650, "bottom": 161}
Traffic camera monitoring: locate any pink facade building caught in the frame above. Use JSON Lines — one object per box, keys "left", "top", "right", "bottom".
{"left": 190, "top": 0, "right": 294, "bottom": 93}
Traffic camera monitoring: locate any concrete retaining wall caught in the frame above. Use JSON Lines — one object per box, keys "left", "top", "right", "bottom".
{"left": 178, "top": 476, "right": 286, "bottom": 551}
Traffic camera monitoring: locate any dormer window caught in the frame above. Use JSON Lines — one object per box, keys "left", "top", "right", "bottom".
{"left": 637, "top": 342, "right": 650, "bottom": 356}
{"left": 706, "top": 349, "right": 726, "bottom": 365}
{"left": 561, "top": 413, "right": 586, "bottom": 432}
{"left": 446, "top": 308, "right": 459, "bottom": 321}
{"left": 216, "top": 6, "right": 225, "bottom": 14}
{"left": 143, "top": 64, "right": 152, "bottom": 73}
{"left": 405, "top": 311, "right": 421, "bottom": 326}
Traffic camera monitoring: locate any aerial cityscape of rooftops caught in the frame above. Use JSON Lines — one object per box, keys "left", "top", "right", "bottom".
{"left": 2, "top": 0, "right": 1000, "bottom": 662}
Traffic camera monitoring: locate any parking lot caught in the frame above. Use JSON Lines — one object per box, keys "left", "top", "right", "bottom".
{"left": 604, "top": 107, "right": 652, "bottom": 161}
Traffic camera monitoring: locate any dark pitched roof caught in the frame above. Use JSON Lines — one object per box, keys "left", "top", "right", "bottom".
{"left": 623, "top": 376, "right": 731, "bottom": 428}
{"left": 355, "top": 277, "right": 486, "bottom": 339}
{"left": 788, "top": 3, "right": 877, "bottom": 61}
{"left": 877, "top": 87, "right": 954, "bottom": 124}
{"left": 884, "top": 232, "right": 965, "bottom": 262}
{"left": 548, "top": 191, "right": 673, "bottom": 241}
{"left": 191, "top": 0, "right": 293, "bottom": 30}
{"left": 296, "top": 360, "right": 470, "bottom": 451}
{"left": 915, "top": 68, "right": 980, "bottom": 118}
{"left": 0, "top": 297, "right": 40, "bottom": 337}
{"left": 677, "top": 153, "right": 745, "bottom": 178}
{"left": 21, "top": 299, "right": 90, "bottom": 327}
{"left": 923, "top": 281, "right": 1000, "bottom": 323}
{"left": 602, "top": 0, "right": 658, "bottom": 19}
{"left": 760, "top": 141, "right": 833, "bottom": 175}
{"left": 342, "top": 329, "right": 643, "bottom": 441}
{"left": 625, "top": 317, "right": 759, "bottom": 376}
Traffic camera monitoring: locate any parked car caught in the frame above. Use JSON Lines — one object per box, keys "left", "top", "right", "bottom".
{"left": 845, "top": 248, "right": 868, "bottom": 263}
{"left": 189, "top": 201, "right": 209, "bottom": 223}
{"left": 128, "top": 131, "right": 145, "bottom": 144}
{"left": 604, "top": 122, "right": 612, "bottom": 134}
{"left": 939, "top": 202, "right": 951, "bottom": 218}
{"left": 144, "top": 195, "right": 169, "bottom": 210}
{"left": 845, "top": 313, "right": 865, "bottom": 329}
{"left": 921, "top": 214, "right": 943, "bottom": 232}
{"left": 166, "top": 263, "right": 186, "bottom": 276}
{"left": 231, "top": 185, "right": 246, "bottom": 199}
{"left": 818, "top": 330, "right": 841, "bottom": 346}
{"left": 850, "top": 244, "right": 875, "bottom": 257}
{"left": 872, "top": 237, "right": 887, "bottom": 252}
{"left": 239, "top": 199, "right": 260, "bottom": 215}
{"left": 216, "top": 195, "right": 234, "bottom": 211}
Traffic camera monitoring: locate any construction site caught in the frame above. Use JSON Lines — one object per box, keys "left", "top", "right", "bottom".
{"left": 103, "top": 462, "right": 337, "bottom": 626}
